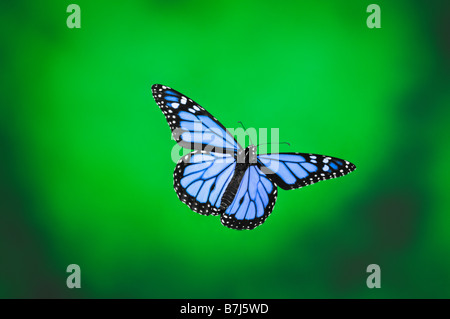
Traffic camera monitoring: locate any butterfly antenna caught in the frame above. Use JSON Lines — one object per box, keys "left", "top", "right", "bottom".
{"left": 237, "top": 121, "right": 254, "bottom": 145}
{"left": 237, "top": 121, "right": 247, "bottom": 131}
{"left": 256, "top": 142, "right": 291, "bottom": 147}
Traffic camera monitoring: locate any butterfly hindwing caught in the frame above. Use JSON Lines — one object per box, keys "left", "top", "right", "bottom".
{"left": 220, "top": 166, "right": 277, "bottom": 230}
{"left": 152, "top": 84, "right": 242, "bottom": 153}
{"left": 174, "top": 150, "right": 237, "bottom": 216}
{"left": 257, "top": 153, "right": 356, "bottom": 190}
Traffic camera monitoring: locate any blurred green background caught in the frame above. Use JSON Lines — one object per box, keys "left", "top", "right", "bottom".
{"left": 1, "top": 0, "right": 449, "bottom": 298}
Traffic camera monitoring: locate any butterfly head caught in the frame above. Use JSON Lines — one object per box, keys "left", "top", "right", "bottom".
{"left": 237, "top": 145, "right": 257, "bottom": 164}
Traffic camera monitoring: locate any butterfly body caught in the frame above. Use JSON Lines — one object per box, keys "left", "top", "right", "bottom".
{"left": 152, "top": 84, "right": 356, "bottom": 230}
{"left": 219, "top": 145, "right": 258, "bottom": 211}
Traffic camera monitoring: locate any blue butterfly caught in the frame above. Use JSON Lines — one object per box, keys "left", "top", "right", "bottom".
{"left": 152, "top": 84, "right": 356, "bottom": 230}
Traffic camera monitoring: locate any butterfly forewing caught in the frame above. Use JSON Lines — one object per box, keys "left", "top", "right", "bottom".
{"left": 257, "top": 153, "right": 356, "bottom": 190}
{"left": 152, "top": 84, "right": 242, "bottom": 153}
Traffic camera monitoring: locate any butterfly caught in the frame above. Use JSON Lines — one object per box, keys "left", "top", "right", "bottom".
{"left": 152, "top": 84, "right": 356, "bottom": 230}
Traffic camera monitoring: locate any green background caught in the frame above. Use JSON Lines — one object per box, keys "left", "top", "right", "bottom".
{"left": 1, "top": 0, "right": 449, "bottom": 298}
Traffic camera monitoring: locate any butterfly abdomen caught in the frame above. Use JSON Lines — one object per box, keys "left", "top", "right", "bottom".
{"left": 218, "top": 163, "right": 248, "bottom": 211}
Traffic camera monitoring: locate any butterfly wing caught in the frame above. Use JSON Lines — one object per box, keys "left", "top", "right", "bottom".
{"left": 257, "top": 153, "right": 356, "bottom": 190}
{"left": 152, "top": 84, "right": 242, "bottom": 153}
{"left": 220, "top": 166, "right": 277, "bottom": 230}
{"left": 174, "top": 150, "right": 237, "bottom": 216}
